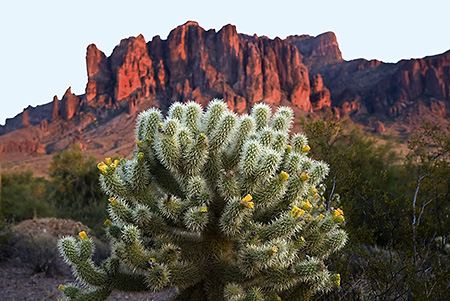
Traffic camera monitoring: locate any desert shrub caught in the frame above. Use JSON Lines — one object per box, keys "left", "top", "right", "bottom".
{"left": 300, "top": 117, "right": 402, "bottom": 246}
{"left": 0, "top": 227, "right": 15, "bottom": 262}
{"left": 0, "top": 170, "right": 54, "bottom": 221}
{"left": 0, "top": 228, "right": 63, "bottom": 276}
{"left": 48, "top": 144, "right": 109, "bottom": 232}
{"left": 302, "top": 119, "right": 450, "bottom": 300}
{"left": 0, "top": 225, "right": 110, "bottom": 277}
{"left": 16, "top": 233, "right": 63, "bottom": 275}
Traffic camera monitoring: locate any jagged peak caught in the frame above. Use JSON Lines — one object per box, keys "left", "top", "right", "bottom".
{"left": 115, "top": 33, "right": 147, "bottom": 50}
{"left": 218, "top": 23, "right": 238, "bottom": 35}
{"left": 183, "top": 20, "right": 199, "bottom": 27}
{"left": 86, "top": 43, "right": 108, "bottom": 58}
{"left": 285, "top": 31, "right": 343, "bottom": 68}
{"left": 287, "top": 31, "right": 338, "bottom": 40}
{"left": 136, "top": 33, "right": 146, "bottom": 43}
{"left": 319, "top": 31, "right": 338, "bottom": 38}
{"left": 87, "top": 43, "right": 99, "bottom": 51}
{"left": 63, "top": 86, "right": 72, "bottom": 97}
{"left": 170, "top": 20, "right": 206, "bottom": 36}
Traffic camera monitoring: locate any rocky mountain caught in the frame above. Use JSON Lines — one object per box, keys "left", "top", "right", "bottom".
{"left": 1, "top": 21, "right": 449, "bottom": 175}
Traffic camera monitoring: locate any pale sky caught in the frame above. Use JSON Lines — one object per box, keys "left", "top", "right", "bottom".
{"left": 1, "top": 0, "right": 449, "bottom": 125}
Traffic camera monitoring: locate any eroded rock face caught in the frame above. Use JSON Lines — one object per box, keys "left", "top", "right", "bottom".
{"left": 110, "top": 34, "right": 156, "bottom": 102}
{"left": 377, "top": 54, "right": 450, "bottom": 115}
{"left": 60, "top": 87, "right": 80, "bottom": 120}
{"left": 85, "top": 21, "right": 313, "bottom": 113}
{"left": 2, "top": 22, "right": 450, "bottom": 148}
{"left": 22, "top": 107, "right": 30, "bottom": 127}
{"left": 375, "top": 121, "right": 386, "bottom": 133}
{"left": 295, "top": 37, "right": 450, "bottom": 118}
{"left": 40, "top": 119, "right": 48, "bottom": 132}
{"left": 0, "top": 140, "right": 45, "bottom": 154}
{"left": 286, "top": 32, "right": 344, "bottom": 70}
{"left": 51, "top": 95, "right": 59, "bottom": 121}
{"left": 310, "top": 74, "right": 331, "bottom": 110}
{"left": 86, "top": 44, "right": 111, "bottom": 102}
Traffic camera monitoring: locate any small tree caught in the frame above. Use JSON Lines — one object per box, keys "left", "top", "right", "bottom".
{"left": 49, "top": 144, "right": 108, "bottom": 230}
{"left": 58, "top": 100, "right": 347, "bottom": 300}
{"left": 404, "top": 122, "right": 450, "bottom": 297}
{"left": 300, "top": 117, "right": 401, "bottom": 246}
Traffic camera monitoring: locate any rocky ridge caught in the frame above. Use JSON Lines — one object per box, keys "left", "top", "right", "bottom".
{"left": 1, "top": 21, "right": 449, "bottom": 174}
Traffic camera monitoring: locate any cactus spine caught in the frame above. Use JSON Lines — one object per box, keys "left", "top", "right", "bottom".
{"left": 58, "top": 100, "right": 347, "bottom": 300}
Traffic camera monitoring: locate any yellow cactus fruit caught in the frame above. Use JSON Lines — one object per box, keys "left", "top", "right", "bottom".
{"left": 109, "top": 197, "right": 117, "bottom": 206}
{"left": 268, "top": 246, "right": 278, "bottom": 255}
{"left": 201, "top": 206, "right": 208, "bottom": 213}
{"left": 97, "top": 162, "right": 108, "bottom": 174}
{"left": 291, "top": 206, "right": 305, "bottom": 219}
{"left": 79, "top": 231, "right": 88, "bottom": 241}
{"left": 137, "top": 152, "right": 145, "bottom": 160}
{"left": 302, "top": 145, "right": 311, "bottom": 153}
{"left": 280, "top": 171, "right": 289, "bottom": 182}
{"left": 334, "top": 215, "right": 345, "bottom": 223}
{"left": 331, "top": 273, "right": 341, "bottom": 286}
{"left": 309, "top": 186, "right": 318, "bottom": 196}
{"left": 242, "top": 194, "right": 253, "bottom": 202}
{"left": 301, "top": 200, "right": 312, "bottom": 211}
{"left": 240, "top": 194, "right": 255, "bottom": 209}
{"left": 332, "top": 208, "right": 344, "bottom": 222}
{"left": 333, "top": 208, "right": 344, "bottom": 217}
{"left": 300, "top": 172, "right": 310, "bottom": 181}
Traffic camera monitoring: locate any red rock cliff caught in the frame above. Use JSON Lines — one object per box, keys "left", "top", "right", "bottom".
{"left": 86, "top": 44, "right": 111, "bottom": 102}
{"left": 2, "top": 22, "right": 450, "bottom": 139}
{"left": 308, "top": 51, "right": 450, "bottom": 118}
{"left": 286, "top": 32, "right": 344, "bottom": 70}
{"left": 86, "top": 21, "right": 314, "bottom": 113}
{"left": 60, "top": 87, "right": 80, "bottom": 120}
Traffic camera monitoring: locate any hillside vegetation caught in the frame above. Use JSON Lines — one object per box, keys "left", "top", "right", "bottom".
{"left": 1, "top": 116, "right": 449, "bottom": 300}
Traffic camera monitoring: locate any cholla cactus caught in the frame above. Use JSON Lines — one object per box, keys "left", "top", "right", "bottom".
{"left": 58, "top": 100, "right": 347, "bottom": 300}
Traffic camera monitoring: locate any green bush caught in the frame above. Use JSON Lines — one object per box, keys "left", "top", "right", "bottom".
{"left": 49, "top": 144, "right": 109, "bottom": 231}
{"left": 0, "top": 170, "right": 54, "bottom": 221}
{"left": 299, "top": 117, "right": 402, "bottom": 246}
{"left": 302, "top": 119, "right": 450, "bottom": 300}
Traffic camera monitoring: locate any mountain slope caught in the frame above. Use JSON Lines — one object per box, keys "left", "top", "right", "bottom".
{"left": 1, "top": 21, "right": 449, "bottom": 175}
